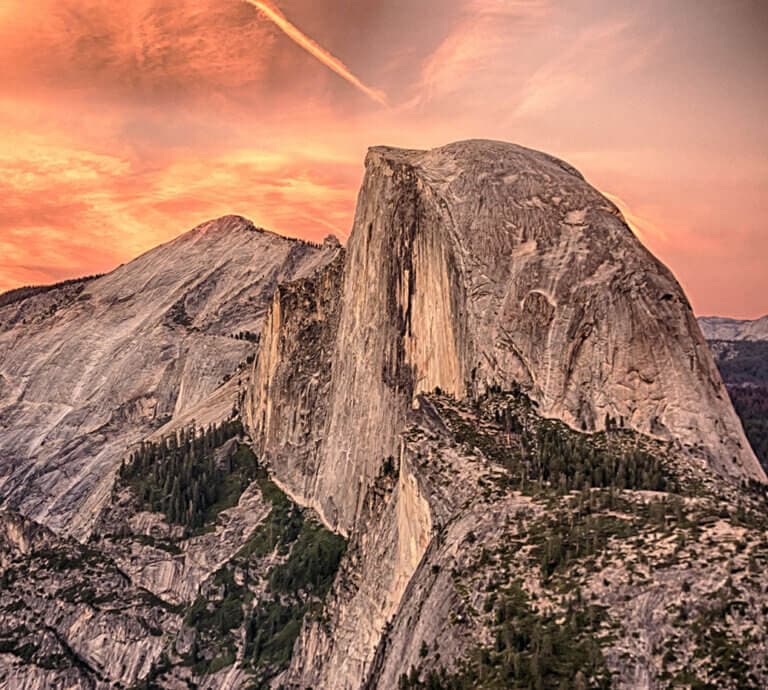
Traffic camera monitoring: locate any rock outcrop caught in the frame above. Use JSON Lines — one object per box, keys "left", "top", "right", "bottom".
{"left": 282, "top": 391, "right": 768, "bottom": 690}
{"left": 0, "top": 215, "right": 339, "bottom": 538}
{"left": 92, "top": 479, "right": 272, "bottom": 606}
{"left": 246, "top": 140, "right": 764, "bottom": 539}
{"left": 0, "top": 509, "right": 179, "bottom": 689}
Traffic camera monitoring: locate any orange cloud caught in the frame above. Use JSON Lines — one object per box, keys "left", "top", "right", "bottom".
{"left": 411, "top": 0, "right": 550, "bottom": 106}
{"left": 0, "top": 1, "right": 278, "bottom": 106}
{"left": 0, "top": 134, "right": 359, "bottom": 293}
{"left": 599, "top": 190, "right": 668, "bottom": 244}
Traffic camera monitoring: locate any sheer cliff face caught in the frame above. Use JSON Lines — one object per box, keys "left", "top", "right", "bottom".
{"left": 244, "top": 250, "right": 345, "bottom": 522}
{"left": 2, "top": 142, "right": 766, "bottom": 690}
{"left": 358, "top": 142, "right": 760, "bottom": 482}
{"left": 0, "top": 216, "right": 337, "bottom": 537}
{"left": 285, "top": 393, "right": 768, "bottom": 690}
{"left": 246, "top": 139, "right": 764, "bottom": 535}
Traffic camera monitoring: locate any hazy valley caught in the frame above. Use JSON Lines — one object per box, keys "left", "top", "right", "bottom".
{"left": 699, "top": 317, "right": 768, "bottom": 474}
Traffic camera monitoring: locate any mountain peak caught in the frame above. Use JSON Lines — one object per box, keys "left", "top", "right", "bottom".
{"left": 246, "top": 138, "right": 764, "bottom": 544}
{"left": 0, "top": 214, "right": 341, "bottom": 536}
{"left": 3, "top": 139, "right": 767, "bottom": 690}
{"left": 192, "top": 214, "right": 258, "bottom": 235}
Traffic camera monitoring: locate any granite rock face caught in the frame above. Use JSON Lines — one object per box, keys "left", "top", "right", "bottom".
{"left": 280, "top": 392, "right": 768, "bottom": 690}
{"left": 704, "top": 331, "right": 768, "bottom": 472}
{"left": 244, "top": 252, "right": 346, "bottom": 529}
{"left": 246, "top": 140, "right": 764, "bottom": 537}
{"left": 0, "top": 509, "right": 180, "bottom": 689}
{"left": 92, "top": 478, "right": 272, "bottom": 606}
{"left": 0, "top": 216, "right": 338, "bottom": 538}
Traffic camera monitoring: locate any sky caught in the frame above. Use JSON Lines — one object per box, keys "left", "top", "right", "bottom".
{"left": 0, "top": 0, "right": 766, "bottom": 317}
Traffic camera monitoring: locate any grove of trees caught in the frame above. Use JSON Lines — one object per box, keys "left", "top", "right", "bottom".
{"left": 119, "top": 419, "right": 253, "bottom": 530}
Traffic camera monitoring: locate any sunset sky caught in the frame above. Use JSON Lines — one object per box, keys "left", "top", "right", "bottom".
{"left": 0, "top": 0, "right": 766, "bottom": 317}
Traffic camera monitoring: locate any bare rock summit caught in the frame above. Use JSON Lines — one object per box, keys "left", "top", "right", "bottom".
{"left": 246, "top": 139, "right": 764, "bottom": 535}
{"left": 2, "top": 141, "right": 767, "bottom": 690}
{"left": 0, "top": 215, "right": 339, "bottom": 537}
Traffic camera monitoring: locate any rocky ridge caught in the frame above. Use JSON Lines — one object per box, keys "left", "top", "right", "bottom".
{"left": 246, "top": 140, "right": 763, "bottom": 540}
{"left": 239, "top": 140, "right": 767, "bottom": 688}
{"left": 1, "top": 433, "right": 347, "bottom": 690}
{"left": 0, "top": 215, "right": 339, "bottom": 538}
{"left": 0, "top": 509, "right": 179, "bottom": 689}
{"left": 273, "top": 388, "right": 768, "bottom": 690}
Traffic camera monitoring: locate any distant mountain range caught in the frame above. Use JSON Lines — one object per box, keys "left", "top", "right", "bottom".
{"left": 698, "top": 314, "right": 768, "bottom": 341}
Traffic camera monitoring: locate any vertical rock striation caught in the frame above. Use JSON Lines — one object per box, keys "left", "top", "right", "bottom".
{"left": 280, "top": 446, "right": 433, "bottom": 690}
{"left": 242, "top": 140, "right": 765, "bottom": 688}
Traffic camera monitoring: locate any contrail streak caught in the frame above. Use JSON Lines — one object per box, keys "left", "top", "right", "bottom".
{"left": 246, "top": 0, "right": 388, "bottom": 106}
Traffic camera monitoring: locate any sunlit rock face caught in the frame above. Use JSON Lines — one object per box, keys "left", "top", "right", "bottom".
{"left": 0, "top": 215, "right": 338, "bottom": 538}
{"left": 246, "top": 139, "right": 764, "bottom": 536}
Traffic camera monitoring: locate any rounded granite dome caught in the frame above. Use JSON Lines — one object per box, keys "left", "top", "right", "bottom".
{"left": 351, "top": 139, "right": 764, "bottom": 484}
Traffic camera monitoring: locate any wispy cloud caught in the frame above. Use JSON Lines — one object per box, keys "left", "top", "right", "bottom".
{"left": 0, "top": 0, "right": 765, "bottom": 317}
{"left": 514, "top": 19, "right": 663, "bottom": 117}
{"left": 0, "top": 0, "right": 277, "bottom": 105}
{"left": 600, "top": 189, "right": 668, "bottom": 244}
{"left": 246, "top": 0, "right": 388, "bottom": 106}
{"left": 0, "top": 136, "right": 358, "bottom": 292}
{"left": 409, "top": 0, "right": 551, "bottom": 106}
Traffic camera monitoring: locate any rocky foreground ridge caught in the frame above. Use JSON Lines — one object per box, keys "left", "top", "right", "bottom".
{"left": 1, "top": 140, "right": 767, "bottom": 690}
